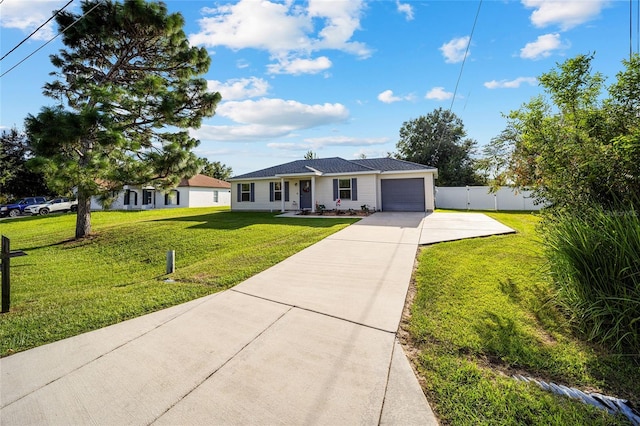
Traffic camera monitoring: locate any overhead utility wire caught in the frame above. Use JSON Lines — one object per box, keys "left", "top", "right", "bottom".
{"left": 0, "top": 0, "right": 74, "bottom": 62}
{"left": 0, "top": 1, "right": 100, "bottom": 79}
{"left": 449, "top": 0, "right": 482, "bottom": 112}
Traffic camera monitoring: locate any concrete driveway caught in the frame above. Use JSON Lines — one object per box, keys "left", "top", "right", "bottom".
{"left": 1, "top": 212, "right": 513, "bottom": 425}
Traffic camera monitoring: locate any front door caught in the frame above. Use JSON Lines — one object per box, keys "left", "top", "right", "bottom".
{"left": 300, "top": 180, "right": 312, "bottom": 209}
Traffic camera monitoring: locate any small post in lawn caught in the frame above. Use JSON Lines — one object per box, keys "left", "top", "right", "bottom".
{"left": 166, "top": 250, "right": 175, "bottom": 275}
{"left": 1, "top": 235, "right": 27, "bottom": 313}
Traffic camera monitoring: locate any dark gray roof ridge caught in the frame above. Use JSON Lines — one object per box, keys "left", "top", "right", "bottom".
{"left": 231, "top": 156, "right": 434, "bottom": 180}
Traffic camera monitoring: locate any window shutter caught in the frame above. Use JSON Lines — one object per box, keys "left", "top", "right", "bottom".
{"left": 269, "top": 182, "right": 274, "bottom": 202}
{"left": 134, "top": 192, "right": 138, "bottom": 206}
{"left": 164, "top": 193, "right": 169, "bottom": 205}
{"left": 284, "top": 182, "right": 289, "bottom": 202}
{"left": 176, "top": 190, "right": 180, "bottom": 206}
{"left": 237, "top": 184, "right": 241, "bottom": 202}
{"left": 250, "top": 183, "right": 255, "bottom": 202}
{"left": 351, "top": 178, "right": 358, "bottom": 201}
{"left": 333, "top": 179, "right": 338, "bottom": 200}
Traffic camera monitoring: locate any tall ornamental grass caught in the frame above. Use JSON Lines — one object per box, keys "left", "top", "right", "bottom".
{"left": 543, "top": 204, "right": 640, "bottom": 354}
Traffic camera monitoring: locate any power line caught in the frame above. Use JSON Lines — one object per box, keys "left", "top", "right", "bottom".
{"left": 0, "top": 1, "right": 101, "bottom": 79}
{"left": 449, "top": 0, "right": 482, "bottom": 112}
{"left": 1, "top": 0, "right": 74, "bottom": 62}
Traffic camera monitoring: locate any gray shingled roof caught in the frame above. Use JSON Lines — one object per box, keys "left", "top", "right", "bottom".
{"left": 351, "top": 158, "right": 436, "bottom": 172}
{"left": 231, "top": 157, "right": 435, "bottom": 180}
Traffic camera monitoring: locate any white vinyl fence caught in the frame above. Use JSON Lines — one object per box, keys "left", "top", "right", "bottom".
{"left": 435, "top": 186, "right": 543, "bottom": 211}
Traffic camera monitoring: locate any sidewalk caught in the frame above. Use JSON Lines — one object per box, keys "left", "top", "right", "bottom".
{"left": 1, "top": 212, "right": 513, "bottom": 425}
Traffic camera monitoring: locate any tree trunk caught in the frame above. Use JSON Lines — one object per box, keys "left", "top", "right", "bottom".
{"left": 75, "top": 193, "right": 92, "bottom": 239}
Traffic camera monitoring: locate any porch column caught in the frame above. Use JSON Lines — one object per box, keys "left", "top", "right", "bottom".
{"left": 280, "top": 177, "right": 285, "bottom": 212}
{"left": 311, "top": 176, "right": 316, "bottom": 212}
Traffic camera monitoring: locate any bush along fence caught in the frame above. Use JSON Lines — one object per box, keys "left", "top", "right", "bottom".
{"left": 435, "top": 186, "right": 544, "bottom": 211}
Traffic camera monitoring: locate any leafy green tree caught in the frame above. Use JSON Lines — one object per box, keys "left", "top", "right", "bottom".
{"left": 201, "top": 159, "right": 233, "bottom": 180}
{"left": 303, "top": 150, "right": 318, "bottom": 160}
{"left": 395, "top": 108, "right": 483, "bottom": 186}
{"left": 0, "top": 128, "right": 50, "bottom": 202}
{"left": 25, "top": 0, "right": 220, "bottom": 238}
{"left": 475, "top": 123, "right": 524, "bottom": 190}
{"left": 498, "top": 54, "right": 640, "bottom": 353}
{"left": 506, "top": 53, "right": 640, "bottom": 209}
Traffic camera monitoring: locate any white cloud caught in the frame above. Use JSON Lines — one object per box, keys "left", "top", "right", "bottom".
{"left": 189, "top": 0, "right": 370, "bottom": 75}
{"left": 440, "top": 36, "right": 470, "bottom": 63}
{"left": 352, "top": 148, "right": 389, "bottom": 159}
{"left": 484, "top": 77, "right": 538, "bottom": 89}
{"left": 307, "top": 0, "right": 371, "bottom": 57}
{"left": 396, "top": 1, "right": 414, "bottom": 21}
{"left": 425, "top": 87, "right": 453, "bottom": 101}
{"left": 267, "top": 56, "right": 332, "bottom": 75}
{"left": 191, "top": 124, "right": 293, "bottom": 142}
{"left": 268, "top": 136, "right": 389, "bottom": 151}
{"left": 190, "top": 1, "right": 310, "bottom": 52}
{"left": 522, "top": 0, "right": 607, "bottom": 31}
{"left": 191, "top": 98, "right": 349, "bottom": 142}
{"left": 305, "top": 136, "right": 389, "bottom": 149}
{"left": 378, "top": 90, "right": 402, "bottom": 104}
{"left": 519, "top": 33, "right": 568, "bottom": 59}
{"left": 0, "top": 0, "right": 73, "bottom": 40}
{"left": 378, "top": 89, "right": 415, "bottom": 104}
{"left": 207, "top": 77, "right": 269, "bottom": 101}
{"left": 219, "top": 98, "right": 348, "bottom": 128}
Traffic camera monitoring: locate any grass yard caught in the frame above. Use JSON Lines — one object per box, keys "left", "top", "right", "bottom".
{"left": 405, "top": 211, "right": 639, "bottom": 425}
{"left": 0, "top": 208, "right": 356, "bottom": 356}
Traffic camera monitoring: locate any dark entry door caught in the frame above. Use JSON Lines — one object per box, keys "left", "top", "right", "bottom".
{"left": 300, "top": 180, "right": 312, "bottom": 209}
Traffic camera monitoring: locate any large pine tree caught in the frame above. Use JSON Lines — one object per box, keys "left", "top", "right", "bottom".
{"left": 26, "top": 0, "right": 221, "bottom": 238}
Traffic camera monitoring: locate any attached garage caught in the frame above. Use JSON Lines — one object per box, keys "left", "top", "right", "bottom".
{"left": 381, "top": 178, "right": 426, "bottom": 212}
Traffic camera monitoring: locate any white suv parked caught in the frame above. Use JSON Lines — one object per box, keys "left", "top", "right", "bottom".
{"left": 25, "top": 197, "right": 78, "bottom": 216}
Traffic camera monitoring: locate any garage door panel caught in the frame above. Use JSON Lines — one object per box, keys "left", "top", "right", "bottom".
{"left": 381, "top": 178, "right": 425, "bottom": 212}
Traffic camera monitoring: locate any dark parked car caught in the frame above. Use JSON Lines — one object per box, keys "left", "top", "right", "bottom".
{"left": 0, "top": 196, "right": 48, "bottom": 217}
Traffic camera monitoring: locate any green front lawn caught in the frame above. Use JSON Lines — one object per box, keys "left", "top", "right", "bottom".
{"left": 407, "top": 212, "right": 638, "bottom": 425}
{"left": 0, "top": 208, "right": 356, "bottom": 356}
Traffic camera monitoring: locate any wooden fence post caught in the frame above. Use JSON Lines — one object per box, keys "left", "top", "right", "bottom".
{"left": 1, "top": 236, "right": 27, "bottom": 313}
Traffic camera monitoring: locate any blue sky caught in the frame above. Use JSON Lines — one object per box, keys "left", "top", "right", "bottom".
{"left": 0, "top": 0, "right": 637, "bottom": 175}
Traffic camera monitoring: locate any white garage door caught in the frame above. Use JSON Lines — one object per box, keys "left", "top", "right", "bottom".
{"left": 381, "top": 178, "right": 425, "bottom": 212}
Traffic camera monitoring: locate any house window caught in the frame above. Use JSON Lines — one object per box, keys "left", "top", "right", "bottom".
{"left": 165, "top": 190, "right": 179, "bottom": 206}
{"left": 142, "top": 189, "right": 153, "bottom": 205}
{"left": 213, "top": 190, "right": 219, "bottom": 203}
{"left": 124, "top": 190, "right": 137, "bottom": 206}
{"left": 241, "top": 183, "right": 251, "bottom": 202}
{"left": 273, "top": 182, "right": 282, "bottom": 201}
{"left": 339, "top": 179, "right": 351, "bottom": 199}
{"left": 333, "top": 178, "right": 358, "bottom": 201}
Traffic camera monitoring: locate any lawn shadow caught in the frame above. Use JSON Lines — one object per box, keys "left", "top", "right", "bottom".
{"left": 150, "top": 210, "right": 359, "bottom": 230}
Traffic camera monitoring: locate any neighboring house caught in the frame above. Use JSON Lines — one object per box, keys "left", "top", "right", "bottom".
{"left": 90, "top": 174, "right": 231, "bottom": 210}
{"left": 229, "top": 157, "right": 438, "bottom": 213}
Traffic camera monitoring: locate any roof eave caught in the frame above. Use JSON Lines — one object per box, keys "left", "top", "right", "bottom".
{"left": 380, "top": 168, "right": 438, "bottom": 175}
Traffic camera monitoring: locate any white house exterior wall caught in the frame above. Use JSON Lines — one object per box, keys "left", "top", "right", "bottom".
{"left": 375, "top": 172, "right": 436, "bottom": 211}
{"left": 231, "top": 174, "right": 379, "bottom": 212}
{"left": 91, "top": 187, "right": 230, "bottom": 210}
{"left": 186, "top": 187, "right": 231, "bottom": 207}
